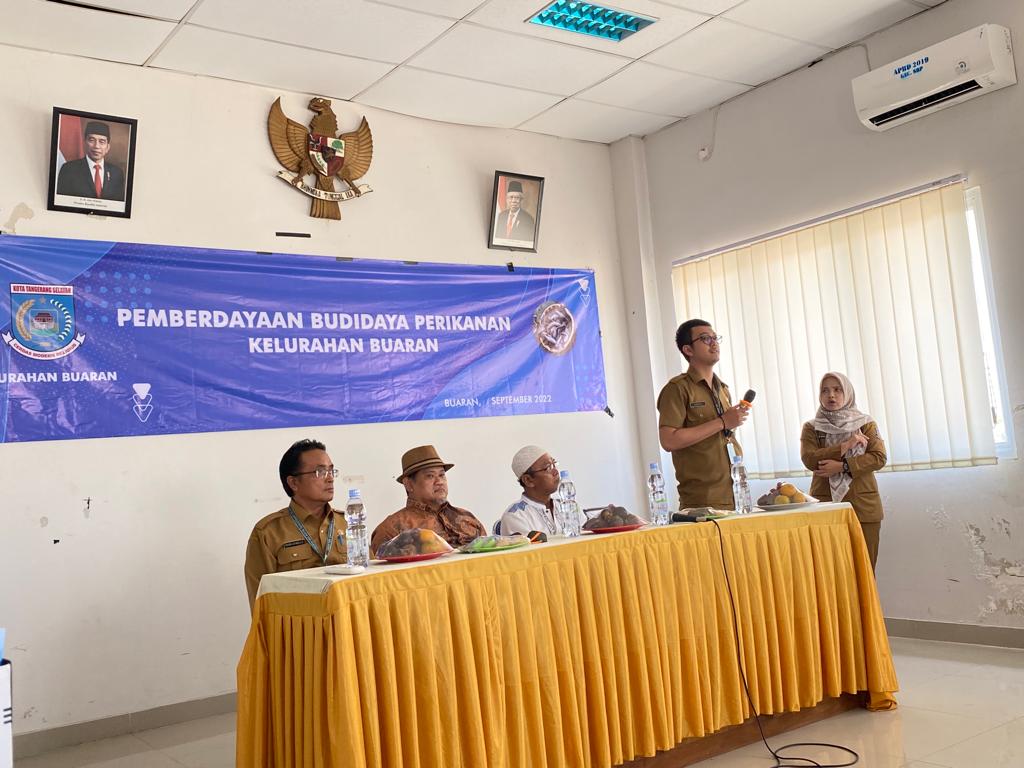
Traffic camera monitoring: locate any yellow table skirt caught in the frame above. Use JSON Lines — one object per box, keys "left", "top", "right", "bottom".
{"left": 237, "top": 506, "right": 898, "bottom": 767}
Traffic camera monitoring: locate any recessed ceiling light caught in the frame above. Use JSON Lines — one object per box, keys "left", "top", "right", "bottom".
{"left": 528, "top": 1, "right": 656, "bottom": 42}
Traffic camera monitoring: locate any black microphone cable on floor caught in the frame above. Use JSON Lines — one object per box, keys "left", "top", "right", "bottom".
{"left": 709, "top": 518, "right": 860, "bottom": 767}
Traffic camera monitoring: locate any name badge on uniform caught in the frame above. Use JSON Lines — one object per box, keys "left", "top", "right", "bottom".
{"left": 689, "top": 401, "right": 706, "bottom": 409}
{"left": 283, "top": 540, "right": 306, "bottom": 548}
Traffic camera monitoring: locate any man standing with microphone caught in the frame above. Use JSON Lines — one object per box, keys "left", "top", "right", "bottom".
{"left": 657, "top": 319, "right": 749, "bottom": 510}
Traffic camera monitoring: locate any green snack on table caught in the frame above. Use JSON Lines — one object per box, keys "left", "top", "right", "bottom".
{"left": 458, "top": 534, "right": 528, "bottom": 553}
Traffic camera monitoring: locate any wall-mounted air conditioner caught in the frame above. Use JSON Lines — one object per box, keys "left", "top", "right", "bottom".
{"left": 852, "top": 24, "right": 1016, "bottom": 131}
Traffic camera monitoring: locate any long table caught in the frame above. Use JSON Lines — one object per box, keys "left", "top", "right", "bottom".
{"left": 237, "top": 504, "right": 898, "bottom": 767}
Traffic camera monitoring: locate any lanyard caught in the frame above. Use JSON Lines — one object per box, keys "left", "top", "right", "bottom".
{"left": 287, "top": 503, "right": 335, "bottom": 565}
{"left": 706, "top": 381, "right": 733, "bottom": 439}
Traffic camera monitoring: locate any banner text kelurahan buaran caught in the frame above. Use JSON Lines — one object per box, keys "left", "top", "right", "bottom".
{"left": 116, "top": 308, "right": 511, "bottom": 332}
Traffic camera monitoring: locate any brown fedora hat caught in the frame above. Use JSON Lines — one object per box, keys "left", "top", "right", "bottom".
{"left": 396, "top": 445, "right": 454, "bottom": 483}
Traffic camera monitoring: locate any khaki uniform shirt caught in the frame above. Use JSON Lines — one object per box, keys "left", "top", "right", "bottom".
{"left": 244, "top": 501, "right": 347, "bottom": 611}
{"left": 370, "top": 497, "right": 485, "bottom": 556}
{"left": 800, "top": 420, "right": 887, "bottom": 523}
{"left": 657, "top": 369, "right": 740, "bottom": 509}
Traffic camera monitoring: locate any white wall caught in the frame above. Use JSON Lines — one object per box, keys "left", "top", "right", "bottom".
{"left": 639, "top": 0, "right": 1024, "bottom": 628}
{"left": 0, "top": 45, "right": 645, "bottom": 734}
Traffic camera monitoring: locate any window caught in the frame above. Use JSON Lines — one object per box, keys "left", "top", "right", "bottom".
{"left": 965, "top": 186, "right": 1015, "bottom": 458}
{"left": 671, "top": 181, "right": 1010, "bottom": 478}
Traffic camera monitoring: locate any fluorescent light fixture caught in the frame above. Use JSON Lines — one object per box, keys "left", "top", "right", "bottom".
{"left": 528, "top": 1, "right": 656, "bottom": 42}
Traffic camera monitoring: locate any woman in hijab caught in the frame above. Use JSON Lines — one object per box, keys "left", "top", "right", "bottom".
{"left": 801, "top": 372, "right": 887, "bottom": 570}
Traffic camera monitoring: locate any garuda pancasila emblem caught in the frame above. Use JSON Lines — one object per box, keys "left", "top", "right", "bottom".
{"left": 268, "top": 96, "right": 373, "bottom": 220}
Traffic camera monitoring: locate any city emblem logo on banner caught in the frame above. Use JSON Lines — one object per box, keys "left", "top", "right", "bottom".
{"left": 4, "top": 283, "right": 86, "bottom": 360}
{"left": 268, "top": 96, "right": 374, "bottom": 220}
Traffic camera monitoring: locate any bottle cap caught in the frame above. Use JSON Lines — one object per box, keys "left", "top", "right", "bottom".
{"left": 731, "top": 455, "right": 743, "bottom": 464}
{"left": 559, "top": 470, "right": 570, "bottom": 479}
{"left": 649, "top": 462, "right": 660, "bottom": 471}
{"left": 348, "top": 489, "right": 361, "bottom": 498}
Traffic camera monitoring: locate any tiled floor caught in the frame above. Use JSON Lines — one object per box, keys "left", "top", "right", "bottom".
{"left": 15, "top": 637, "right": 1024, "bottom": 767}
{"left": 15, "top": 714, "right": 235, "bottom": 768}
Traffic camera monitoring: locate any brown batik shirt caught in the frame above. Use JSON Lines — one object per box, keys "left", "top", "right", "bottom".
{"left": 370, "top": 497, "right": 485, "bottom": 556}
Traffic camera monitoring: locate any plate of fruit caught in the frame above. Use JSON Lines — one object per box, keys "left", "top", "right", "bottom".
{"left": 582, "top": 505, "right": 646, "bottom": 533}
{"left": 755, "top": 483, "right": 819, "bottom": 511}
{"left": 376, "top": 528, "right": 454, "bottom": 563}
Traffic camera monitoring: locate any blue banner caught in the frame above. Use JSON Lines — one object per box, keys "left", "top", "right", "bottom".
{"left": 0, "top": 235, "right": 607, "bottom": 443}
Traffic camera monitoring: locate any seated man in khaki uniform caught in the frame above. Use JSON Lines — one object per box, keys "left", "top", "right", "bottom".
{"left": 370, "top": 445, "right": 485, "bottom": 555}
{"left": 244, "top": 439, "right": 347, "bottom": 612}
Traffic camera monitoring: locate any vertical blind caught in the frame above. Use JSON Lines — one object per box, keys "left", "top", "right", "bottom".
{"left": 671, "top": 182, "right": 996, "bottom": 478}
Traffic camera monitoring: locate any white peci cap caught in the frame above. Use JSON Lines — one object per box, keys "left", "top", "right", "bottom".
{"left": 511, "top": 445, "right": 547, "bottom": 479}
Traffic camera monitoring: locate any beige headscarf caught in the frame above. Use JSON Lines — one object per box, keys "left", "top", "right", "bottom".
{"left": 812, "top": 372, "right": 873, "bottom": 502}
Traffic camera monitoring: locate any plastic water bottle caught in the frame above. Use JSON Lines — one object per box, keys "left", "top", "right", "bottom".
{"left": 731, "top": 455, "right": 753, "bottom": 515}
{"left": 556, "top": 470, "right": 581, "bottom": 537}
{"left": 344, "top": 489, "right": 369, "bottom": 567}
{"left": 647, "top": 462, "right": 670, "bottom": 526}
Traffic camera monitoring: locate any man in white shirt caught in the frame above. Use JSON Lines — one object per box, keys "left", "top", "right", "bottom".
{"left": 499, "top": 445, "right": 563, "bottom": 536}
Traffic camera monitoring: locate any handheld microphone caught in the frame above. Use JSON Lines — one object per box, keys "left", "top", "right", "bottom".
{"left": 672, "top": 512, "right": 710, "bottom": 523}
{"left": 740, "top": 389, "right": 756, "bottom": 409}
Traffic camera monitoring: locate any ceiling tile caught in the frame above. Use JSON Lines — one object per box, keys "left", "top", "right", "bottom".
{"left": 72, "top": 0, "right": 197, "bottom": 21}
{"left": 579, "top": 62, "right": 748, "bottom": 117}
{"left": 364, "top": 0, "right": 487, "bottom": 18}
{"left": 724, "top": 0, "right": 921, "bottom": 49}
{"left": 519, "top": 99, "right": 677, "bottom": 143}
{"left": 468, "top": 0, "right": 709, "bottom": 59}
{"left": 409, "top": 24, "right": 629, "bottom": 96}
{"left": 150, "top": 26, "right": 394, "bottom": 100}
{"left": 190, "top": 0, "right": 453, "bottom": 63}
{"left": 357, "top": 67, "right": 563, "bottom": 127}
{"left": 5, "top": 0, "right": 941, "bottom": 144}
{"left": 0, "top": 0, "right": 175, "bottom": 65}
{"left": 645, "top": 18, "right": 828, "bottom": 86}
{"left": 650, "top": 0, "right": 745, "bottom": 13}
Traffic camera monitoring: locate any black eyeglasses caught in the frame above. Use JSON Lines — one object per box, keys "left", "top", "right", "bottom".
{"left": 292, "top": 467, "right": 339, "bottom": 480}
{"left": 525, "top": 459, "right": 558, "bottom": 475}
{"left": 694, "top": 334, "right": 723, "bottom": 346}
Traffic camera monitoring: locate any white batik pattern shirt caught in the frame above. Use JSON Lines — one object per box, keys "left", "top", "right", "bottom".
{"left": 500, "top": 494, "right": 558, "bottom": 536}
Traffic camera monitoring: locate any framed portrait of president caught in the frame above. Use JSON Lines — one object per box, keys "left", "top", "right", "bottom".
{"left": 488, "top": 171, "right": 544, "bottom": 253}
{"left": 48, "top": 107, "right": 138, "bottom": 218}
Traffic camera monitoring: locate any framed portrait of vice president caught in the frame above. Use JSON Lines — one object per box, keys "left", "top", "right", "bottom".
{"left": 488, "top": 171, "right": 544, "bottom": 253}
{"left": 48, "top": 107, "right": 137, "bottom": 218}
